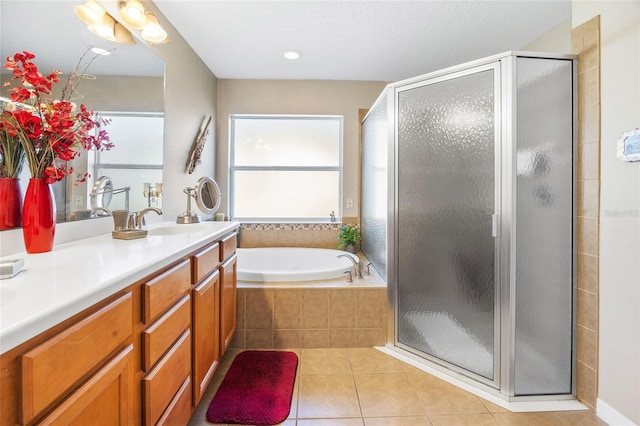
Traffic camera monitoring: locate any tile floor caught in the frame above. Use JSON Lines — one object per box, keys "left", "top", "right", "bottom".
{"left": 188, "top": 348, "right": 607, "bottom": 426}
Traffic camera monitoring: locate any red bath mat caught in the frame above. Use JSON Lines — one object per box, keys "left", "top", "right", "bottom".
{"left": 206, "top": 350, "right": 298, "bottom": 425}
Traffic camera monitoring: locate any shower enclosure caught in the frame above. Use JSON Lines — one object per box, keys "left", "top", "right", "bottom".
{"left": 361, "top": 52, "right": 576, "bottom": 399}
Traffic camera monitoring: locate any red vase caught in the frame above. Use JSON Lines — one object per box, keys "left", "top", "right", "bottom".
{"left": 22, "top": 178, "right": 56, "bottom": 253}
{"left": 0, "top": 178, "right": 22, "bottom": 230}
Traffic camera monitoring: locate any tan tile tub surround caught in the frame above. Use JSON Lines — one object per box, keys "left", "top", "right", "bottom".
{"left": 572, "top": 15, "right": 601, "bottom": 411}
{"left": 235, "top": 220, "right": 380, "bottom": 349}
{"left": 232, "top": 283, "right": 387, "bottom": 350}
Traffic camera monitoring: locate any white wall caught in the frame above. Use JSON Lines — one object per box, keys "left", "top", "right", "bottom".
{"left": 522, "top": 18, "right": 572, "bottom": 53}
{"left": 139, "top": 1, "right": 218, "bottom": 223}
{"left": 573, "top": 2, "right": 640, "bottom": 425}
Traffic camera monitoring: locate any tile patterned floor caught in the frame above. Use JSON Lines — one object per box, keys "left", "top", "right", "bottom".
{"left": 188, "top": 348, "right": 607, "bottom": 426}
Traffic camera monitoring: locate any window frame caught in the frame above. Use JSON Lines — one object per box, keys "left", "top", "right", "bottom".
{"left": 229, "top": 114, "right": 344, "bottom": 223}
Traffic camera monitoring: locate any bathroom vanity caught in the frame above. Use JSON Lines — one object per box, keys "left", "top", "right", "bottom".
{"left": 0, "top": 221, "right": 239, "bottom": 425}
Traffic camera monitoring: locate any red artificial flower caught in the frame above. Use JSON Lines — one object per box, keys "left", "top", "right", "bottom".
{"left": 1, "top": 50, "right": 112, "bottom": 182}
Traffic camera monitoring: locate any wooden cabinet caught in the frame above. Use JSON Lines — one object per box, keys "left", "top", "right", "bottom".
{"left": 142, "top": 330, "right": 191, "bottom": 425}
{"left": 142, "top": 296, "right": 191, "bottom": 372}
{"left": 0, "top": 226, "right": 239, "bottom": 425}
{"left": 38, "top": 345, "right": 134, "bottom": 425}
{"left": 192, "top": 270, "right": 220, "bottom": 405}
{"left": 21, "top": 293, "right": 133, "bottom": 424}
{"left": 142, "top": 259, "right": 191, "bottom": 324}
{"left": 141, "top": 260, "right": 192, "bottom": 425}
{"left": 220, "top": 254, "right": 237, "bottom": 356}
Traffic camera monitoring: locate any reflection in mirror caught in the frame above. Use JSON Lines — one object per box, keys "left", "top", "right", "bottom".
{"left": 0, "top": 0, "right": 165, "bottom": 229}
{"left": 195, "top": 176, "right": 222, "bottom": 214}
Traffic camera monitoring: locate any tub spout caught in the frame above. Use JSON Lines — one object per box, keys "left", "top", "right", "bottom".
{"left": 337, "top": 254, "right": 362, "bottom": 279}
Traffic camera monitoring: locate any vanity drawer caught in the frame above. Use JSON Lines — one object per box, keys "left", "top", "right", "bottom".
{"left": 21, "top": 293, "right": 133, "bottom": 423}
{"left": 142, "top": 329, "right": 191, "bottom": 426}
{"left": 143, "top": 259, "right": 190, "bottom": 324}
{"left": 219, "top": 232, "right": 237, "bottom": 262}
{"left": 191, "top": 242, "right": 220, "bottom": 284}
{"left": 142, "top": 295, "right": 191, "bottom": 372}
{"left": 156, "top": 376, "right": 192, "bottom": 426}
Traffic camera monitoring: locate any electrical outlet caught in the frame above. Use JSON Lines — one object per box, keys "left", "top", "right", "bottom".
{"left": 346, "top": 197, "right": 353, "bottom": 209}
{"left": 75, "top": 195, "right": 83, "bottom": 207}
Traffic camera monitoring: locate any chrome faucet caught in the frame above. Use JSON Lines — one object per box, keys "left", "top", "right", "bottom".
{"left": 132, "top": 207, "right": 162, "bottom": 229}
{"left": 337, "top": 254, "right": 362, "bottom": 279}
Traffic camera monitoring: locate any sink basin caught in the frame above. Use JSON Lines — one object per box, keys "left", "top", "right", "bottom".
{"left": 148, "top": 224, "right": 209, "bottom": 236}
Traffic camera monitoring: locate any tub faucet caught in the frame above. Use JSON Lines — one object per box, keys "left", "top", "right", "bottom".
{"left": 133, "top": 207, "right": 163, "bottom": 229}
{"left": 337, "top": 254, "right": 362, "bottom": 279}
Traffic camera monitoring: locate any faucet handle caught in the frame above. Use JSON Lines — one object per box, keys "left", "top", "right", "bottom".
{"left": 344, "top": 270, "right": 353, "bottom": 283}
{"left": 365, "top": 262, "right": 372, "bottom": 275}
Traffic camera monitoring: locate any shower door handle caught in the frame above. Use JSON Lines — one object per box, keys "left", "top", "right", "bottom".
{"left": 491, "top": 214, "right": 498, "bottom": 238}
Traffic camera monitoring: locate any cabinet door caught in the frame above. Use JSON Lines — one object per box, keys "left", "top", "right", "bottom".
{"left": 219, "top": 254, "right": 237, "bottom": 356}
{"left": 21, "top": 293, "right": 133, "bottom": 423}
{"left": 39, "top": 345, "right": 134, "bottom": 425}
{"left": 192, "top": 270, "right": 220, "bottom": 406}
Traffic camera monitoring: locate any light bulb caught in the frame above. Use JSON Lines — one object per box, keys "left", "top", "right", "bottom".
{"left": 141, "top": 13, "right": 168, "bottom": 43}
{"left": 118, "top": 0, "right": 147, "bottom": 30}
{"left": 74, "top": 0, "right": 105, "bottom": 27}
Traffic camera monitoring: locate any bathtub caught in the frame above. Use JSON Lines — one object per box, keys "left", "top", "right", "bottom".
{"left": 236, "top": 247, "right": 359, "bottom": 283}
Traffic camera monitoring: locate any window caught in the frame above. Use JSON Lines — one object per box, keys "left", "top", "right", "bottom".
{"left": 94, "top": 112, "right": 164, "bottom": 211}
{"left": 230, "top": 115, "right": 343, "bottom": 222}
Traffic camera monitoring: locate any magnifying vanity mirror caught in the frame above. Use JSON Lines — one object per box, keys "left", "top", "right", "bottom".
{"left": 177, "top": 177, "right": 222, "bottom": 224}
{"left": 0, "top": 0, "right": 165, "bottom": 229}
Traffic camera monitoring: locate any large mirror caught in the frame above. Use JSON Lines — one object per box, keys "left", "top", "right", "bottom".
{"left": 0, "top": 0, "right": 165, "bottom": 227}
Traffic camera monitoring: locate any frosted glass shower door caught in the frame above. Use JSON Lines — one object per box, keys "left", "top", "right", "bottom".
{"left": 396, "top": 66, "right": 499, "bottom": 383}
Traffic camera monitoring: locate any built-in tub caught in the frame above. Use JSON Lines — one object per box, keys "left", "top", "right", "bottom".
{"left": 234, "top": 247, "right": 388, "bottom": 349}
{"left": 236, "top": 247, "right": 360, "bottom": 283}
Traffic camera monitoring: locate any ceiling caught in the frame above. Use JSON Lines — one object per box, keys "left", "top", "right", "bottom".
{"left": 0, "top": 1, "right": 571, "bottom": 83}
{"left": 155, "top": 0, "right": 572, "bottom": 82}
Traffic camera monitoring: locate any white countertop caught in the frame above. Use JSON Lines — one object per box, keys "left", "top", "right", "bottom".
{"left": 0, "top": 221, "right": 240, "bottom": 354}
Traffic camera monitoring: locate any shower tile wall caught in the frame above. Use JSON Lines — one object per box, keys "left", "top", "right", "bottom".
{"left": 231, "top": 287, "right": 387, "bottom": 349}
{"left": 572, "top": 15, "right": 601, "bottom": 411}
{"left": 238, "top": 218, "right": 359, "bottom": 250}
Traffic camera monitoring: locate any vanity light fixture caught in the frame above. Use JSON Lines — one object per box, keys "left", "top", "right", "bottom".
{"left": 118, "top": 0, "right": 146, "bottom": 30}
{"left": 87, "top": 12, "right": 116, "bottom": 40}
{"left": 114, "top": 22, "right": 136, "bottom": 45}
{"left": 140, "top": 13, "right": 168, "bottom": 44}
{"left": 118, "top": 0, "right": 170, "bottom": 44}
{"left": 75, "top": 0, "right": 136, "bottom": 45}
{"left": 74, "top": 0, "right": 105, "bottom": 27}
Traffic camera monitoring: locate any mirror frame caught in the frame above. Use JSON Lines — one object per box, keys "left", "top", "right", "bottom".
{"left": 194, "top": 176, "right": 221, "bottom": 215}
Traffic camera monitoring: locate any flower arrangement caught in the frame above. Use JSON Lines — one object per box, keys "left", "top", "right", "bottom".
{"left": 0, "top": 50, "right": 112, "bottom": 183}
{"left": 337, "top": 224, "right": 362, "bottom": 249}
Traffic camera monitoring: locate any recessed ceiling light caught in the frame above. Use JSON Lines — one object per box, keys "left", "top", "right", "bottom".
{"left": 284, "top": 50, "right": 302, "bottom": 60}
{"left": 91, "top": 47, "right": 111, "bottom": 56}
